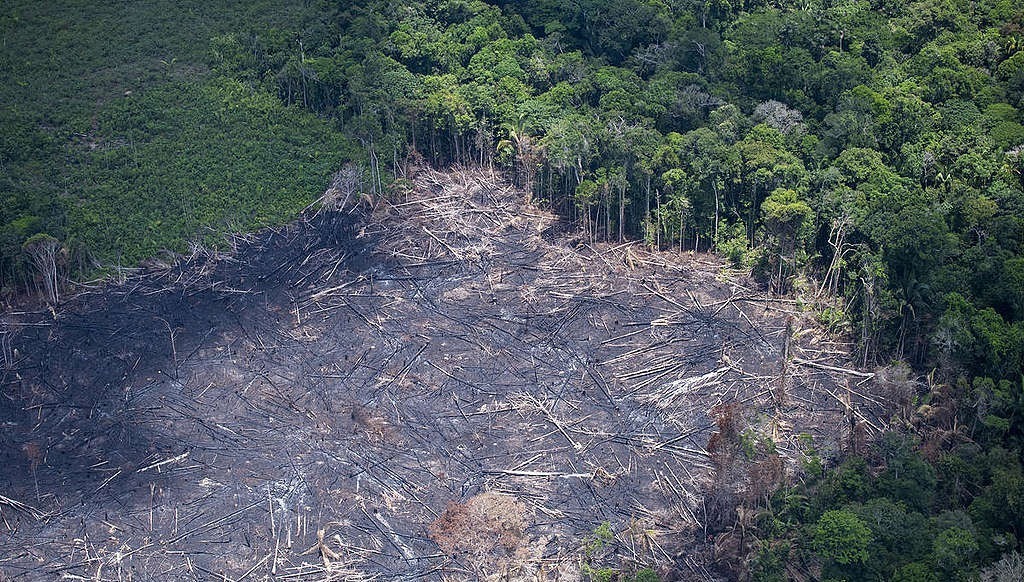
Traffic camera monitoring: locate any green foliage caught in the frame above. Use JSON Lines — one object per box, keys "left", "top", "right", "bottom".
{"left": 627, "top": 568, "right": 659, "bottom": 582}
{"left": 855, "top": 497, "right": 932, "bottom": 575}
{"left": 587, "top": 521, "right": 614, "bottom": 555}
{"left": 750, "top": 539, "right": 792, "bottom": 582}
{"left": 716, "top": 220, "right": 750, "bottom": 268}
{"left": 891, "top": 562, "right": 940, "bottom": 582}
{"left": 0, "top": 0, "right": 356, "bottom": 285}
{"left": 816, "top": 456, "right": 874, "bottom": 509}
{"left": 937, "top": 293, "right": 1024, "bottom": 380}
{"left": 579, "top": 521, "right": 660, "bottom": 581}
{"left": 932, "top": 526, "right": 980, "bottom": 574}
{"left": 751, "top": 428, "right": 1024, "bottom": 581}
{"left": 740, "top": 429, "right": 759, "bottom": 460}
{"left": 817, "top": 307, "right": 849, "bottom": 334}
{"left": 21, "top": 233, "right": 59, "bottom": 251}
{"left": 581, "top": 565, "right": 616, "bottom": 582}
{"left": 876, "top": 437, "right": 939, "bottom": 513}
{"left": 762, "top": 188, "right": 813, "bottom": 242}
{"left": 812, "top": 509, "right": 873, "bottom": 566}
{"left": 64, "top": 79, "right": 353, "bottom": 265}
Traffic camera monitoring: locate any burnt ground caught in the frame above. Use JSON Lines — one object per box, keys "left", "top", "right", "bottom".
{"left": 0, "top": 168, "right": 897, "bottom": 580}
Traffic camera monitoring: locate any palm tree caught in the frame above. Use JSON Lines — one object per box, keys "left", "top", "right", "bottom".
{"left": 497, "top": 113, "right": 542, "bottom": 205}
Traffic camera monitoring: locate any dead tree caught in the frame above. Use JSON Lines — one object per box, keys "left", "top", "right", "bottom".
{"left": 22, "top": 233, "right": 63, "bottom": 305}
{"left": 1, "top": 329, "right": 12, "bottom": 369}
{"left": 319, "top": 163, "right": 366, "bottom": 213}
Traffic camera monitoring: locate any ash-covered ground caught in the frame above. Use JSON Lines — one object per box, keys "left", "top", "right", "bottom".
{"left": 0, "top": 168, "right": 894, "bottom": 580}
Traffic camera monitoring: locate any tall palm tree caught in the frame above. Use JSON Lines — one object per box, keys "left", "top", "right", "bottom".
{"left": 497, "top": 113, "right": 542, "bottom": 205}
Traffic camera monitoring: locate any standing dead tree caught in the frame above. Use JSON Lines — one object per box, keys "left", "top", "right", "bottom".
{"left": 1, "top": 327, "right": 13, "bottom": 369}
{"left": 315, "top": 163, "right": 367, "bottom": 214}
{"left": 22, "top": 233, "right": 63, "bottom": 305}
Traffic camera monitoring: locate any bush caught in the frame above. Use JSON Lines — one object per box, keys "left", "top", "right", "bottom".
{"left": 716, "top": 219, "right": 750, "bottom": 268}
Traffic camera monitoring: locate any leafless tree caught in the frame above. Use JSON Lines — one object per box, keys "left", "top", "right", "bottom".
{"left": 981, "top": 552, "right": 1024, "bottom": 582}
{"left": 22, "top": 233, "right": 63, "bottom": 305}
{"left": 753, "top": 100, "right": 805, "bottom": 135}
{"left": 318, "top": 163, "right": 366, "bottom": 213}
{"left": 629, "top": 42, "right": 675, "bottom": 75}
{"left": 1, "top": 329, "right": 13, "bottom": 370}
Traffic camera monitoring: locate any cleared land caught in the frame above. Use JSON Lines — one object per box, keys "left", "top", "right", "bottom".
{"left": 0, "top": 169, "right": 894, "bottom": 580}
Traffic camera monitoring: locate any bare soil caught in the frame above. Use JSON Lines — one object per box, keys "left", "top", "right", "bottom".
{"left": 0, "top": 168, "right": 894, "bottom": 580}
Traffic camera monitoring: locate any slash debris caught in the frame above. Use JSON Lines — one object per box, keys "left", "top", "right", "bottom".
{"left": 0, "top": 167, "right": 896, "bottom": 580}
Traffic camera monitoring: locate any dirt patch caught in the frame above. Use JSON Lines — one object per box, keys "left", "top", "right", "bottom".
{"left": 0, "top": 167, "right": 894, "bottom": 580}
{"left": 430, "top": 492, "right": 530, "bottom": 572}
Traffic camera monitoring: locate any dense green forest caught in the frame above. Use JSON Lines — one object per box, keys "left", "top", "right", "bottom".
{"left": 3, "top": 0, "right": 1024, "bottom": 579}
{"left": 0, "top": 1, "right": 357, "bottom": 290}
